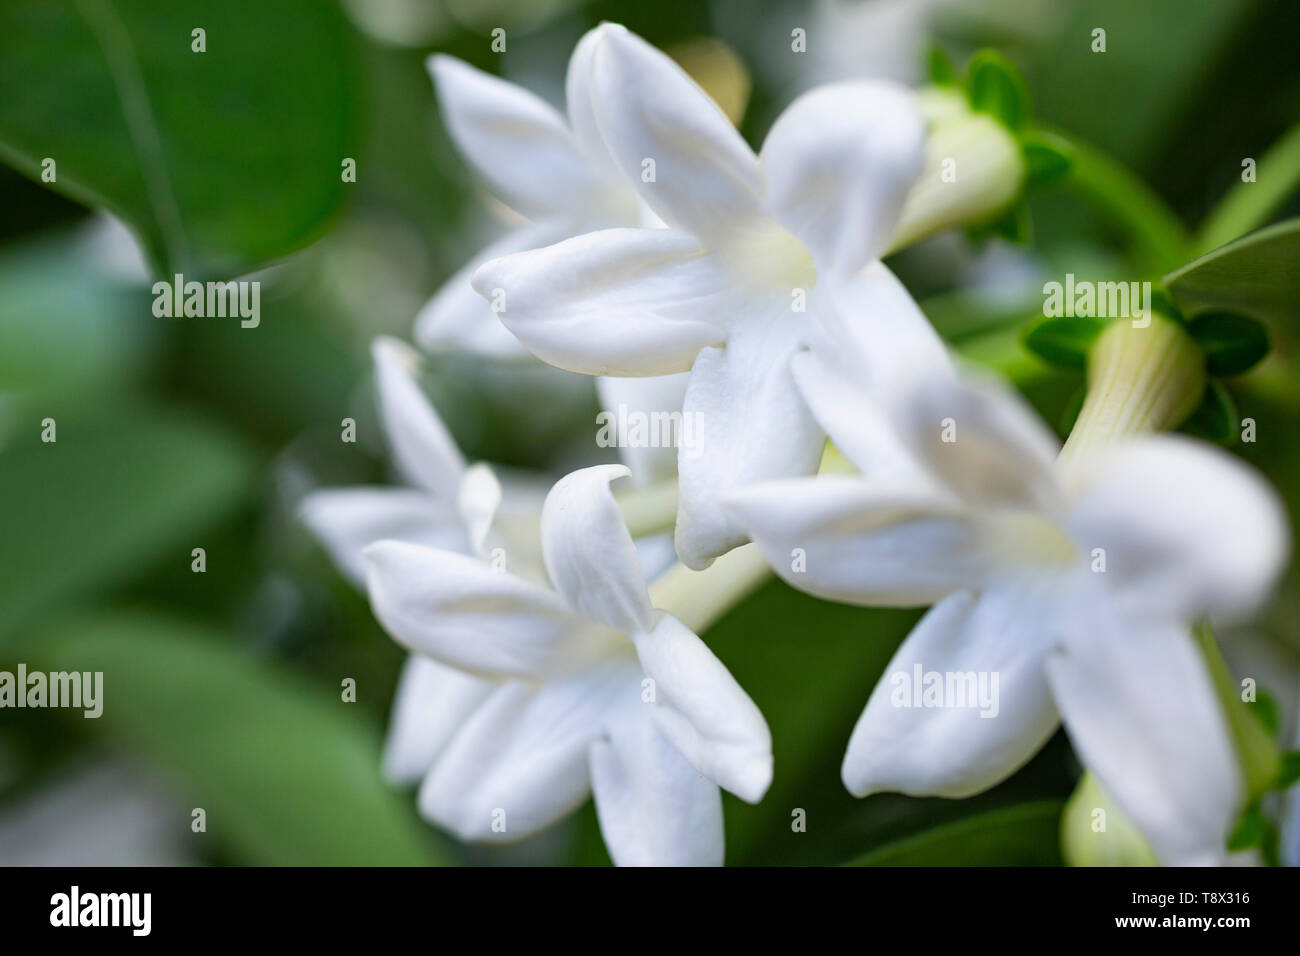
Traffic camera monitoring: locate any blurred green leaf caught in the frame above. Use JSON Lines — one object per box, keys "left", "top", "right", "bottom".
{"left": 1163, "top": 219, "right": 1300, "bottom": 325}
{"left": 1278, "top": 752, "right": 1300, "bottom": 789}
{"left": 1180, "top": 380, "right": 1238, "bottom": 446}
{"left": 1023, "top": 315, "right": 1108, "bottom": 370}
{"left": 1021, "top": 132, "right": 1073, "bottom": 190}
{"left": 1197, "top": 120, "right": 1300, "bottom": 254}
{"left": 927, "top": 44, "right": 959, "bottom": 87}
{"left": 1189, "top": 311, "right": 1271, "bottom": 377}
{"left": 849, "top": 801, "right": 1065, "bottom": 866}
{"left": 0, "top": 233, "right": 156, "bottom": 401}
{"left": 0, "top": 403, "right": 255, "bottom": 640}
{"left": 1226, "top": 803, "right": 1266, "bottom": 852}
{"left": 0, "top": 0, "right": 361, "bottom": 277}
{"left": 965, "top": 50, "right": 1029, "bottom": 132}
{"left": 1032, "top": 0, "right": 1259, "bottom": 169}
{"left": 31, "top": 608, "right": 443, "bottom": 865}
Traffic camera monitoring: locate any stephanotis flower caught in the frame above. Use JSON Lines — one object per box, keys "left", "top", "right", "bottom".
{"left": 471, "top": 23, "right": 937, "bottom": 570}
{"left": 419, "top": 31, "right": 643, "bottom": 359}
{"left": 363, "top": 464, "right": 773, "bottom": 865}
{"left": 423, "top": 30, "right": 693, "bottom": 484}
{"left": 299, "top": 336, "right": 544, "bottom": 784}
{"left": 727, "top": 367, "right": 1289, "bottom": 865}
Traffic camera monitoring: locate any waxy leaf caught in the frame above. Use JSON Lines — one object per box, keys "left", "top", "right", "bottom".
{"left": 1163, "top": 219, "right": 1300, "bottom": 325}
{"left": 0, "top": 0, "right": 361, "bottom": 278}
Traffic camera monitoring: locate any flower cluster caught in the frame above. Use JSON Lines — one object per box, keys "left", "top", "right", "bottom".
{"left": 303, "top": 23, "right": 1289, "bottom": 865}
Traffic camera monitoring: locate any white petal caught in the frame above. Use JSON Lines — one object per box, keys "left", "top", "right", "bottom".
{"left": 590, "top": 699, "right": 724, "bottom": 866}
{"left": 589, "top": 25, "right": 764, "bottom": 246}
{"left": 382, "top": 655, "right": 494, "bottom": 785}
{"left": 842, "top": 584, "right": 1061, "bottom": 798}
{"left": 364, "top": 541, "right": 611, "bottom": 679}
{"left": 1046, "top": 607, "right": 1243, "bottom": 866}
{"left": 895, "top": 369, "right": 1064, "bottom": 515}
{"left": 674, "top": 310, "right": 825, "bottom": 569}
{"left": 471, "top": 228, "right": 729, "bottom": 376}
{"left": 419, "top": 661, "right": 634, "bottom": 842}
{"left": 565, "top": 24, "right": 626, "bottom": 186}
{"left": 372, "top": 337, "right": 465, "bottom": 501}
{"left": 761, "top": 81, "right": 925, "bottom": 275}
{"left": 298, "top": 487, "right": 467, "bottom": 586}
{"left": 427, "top": 54, "right": 607, "bottom": 219}
{"left": 541, "top": 464, "right": 654, "bottom": 635}
{"left": 633, "top": 612, "right": 773, "bottom": 803}
{"left": 791, "top": 351, "right": 922, "bottom": 479}
{"left": 457, "top": 463, "right": 502, "bottom": 558}
{"left": 813, "top": 262, "right": 953, "bottom": 400}
{"left": 595, "top": 371, "right": 691, "bottom": 486}
{"left": 726, "top": 475, "right": 982, "bottom": 607}
{"left": 791, "top": 264, "right": 951, "bottom": 480}
{"left": 1067, "top": 434, "right": 1289, "bottom": 622}
{"left": 415, "top": 220, "right": 571, "bottom": 360}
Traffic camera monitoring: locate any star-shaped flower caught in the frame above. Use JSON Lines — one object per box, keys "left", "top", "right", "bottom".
{"left": 418, "top": 29, "right": 647, "bottom": 359}
{"left": 727, "top": 366, "right": 1288, "bottom": 865}
{"left": 299, "top": 336, "right": 542, "bottom": 784}
{"left": 363, "top": 464, "right": 773, "bottom": 865}
{"left": 471, "top": 24, "right": 942, "bottom": 569}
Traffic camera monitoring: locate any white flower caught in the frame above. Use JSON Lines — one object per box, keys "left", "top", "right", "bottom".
{"left": 471, "top": 23, "right": 942, "bottom": 569}
{"left": 727, "top": 368, "right": 1289, "bottom": 865}
{"left": 363, "top": 464, "right": 773, "bottom": 865}
{"left": 299, "top": 336, "right": 542, "bottom": 785}
{"left": 418, "top": 31, "right": 646, "bottom": 359}
{"left": 422, "top": 31, "right": 696, "bottom": 485}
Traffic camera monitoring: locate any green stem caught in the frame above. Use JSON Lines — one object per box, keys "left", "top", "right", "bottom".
{"left": 1055, "top": 133, "right": 1191, "bottom": 274}
{"left": 1193, "top": 620, "right": 1281, "bottom": 800}
{"left": 649, "top": 543, "right": 772, "bottom": 634}
{"left": 1196, "top": 121, "right": 1300, "bottom": 254}
{"left": 616, "top": 480, "right": 678, "bottom": 538}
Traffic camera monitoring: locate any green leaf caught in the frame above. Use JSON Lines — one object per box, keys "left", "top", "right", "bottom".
{"left": 0, "top": 403, "right": 255, "bottom": 641}
{"left": 1247, "top": 686, "right": 1281, "bottom": 737}
{"left": 1227, "top": 804, "right": 1266, "bottom": 852}
{"left": 1277, "top": 752, "right": 1300, "bottom": 789}
{"left": 1023, "top": 315, "right": 1108, "bottom": 370}
{"left": 31, "top": 609, "right": 443, "bottom": 866}
{"left": 926, "top": 44, "right": 958, "bottom": 86}
{"left": 965, "top": 50, "right": 1030, "bottom": 132}
{"left": 0, "top": 0, "right": 361, "bottom": 277}
{"left": 1021, "top": 132, "right": 1074, "bottom": 190}
{"left": 1179, "top": 380, "right": 1238, "bottom": 445}
{"left": 848, "top": 801, "right": 1065, "bottom": 866}
{"left": 1188, "top": 311, "right": 1271, "bottom": 377}
{"left": 0, "top": 232, "right": 157, "bottom": 401}
{"left": 1163, "top": 218, "right": 1300, "bottom": 325}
